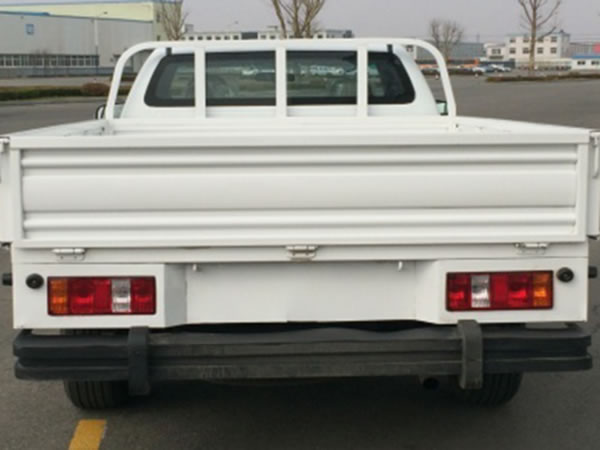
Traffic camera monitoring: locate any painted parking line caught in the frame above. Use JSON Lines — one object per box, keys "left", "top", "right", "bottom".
{"left": 69, "top": 420, "right": 107, "bottom": 450}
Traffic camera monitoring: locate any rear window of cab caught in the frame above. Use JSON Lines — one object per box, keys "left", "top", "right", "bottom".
{"left": 144, "top": 51, "right": 416, "bottom": 107}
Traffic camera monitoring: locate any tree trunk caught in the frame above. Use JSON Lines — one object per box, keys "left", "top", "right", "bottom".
{"left": 529, "top": 24, "right": 537, "bottom": 73}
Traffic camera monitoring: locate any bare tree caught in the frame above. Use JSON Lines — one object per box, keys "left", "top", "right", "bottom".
{"left": 158, "top": 0, "right": 188, "bottom": 40}
{"left": 269, "top": 0, "right": 327, "bottom": 38}
{"left": 518, "top": 0, "right": 562, "bottom": 72}
{"left": 429, "top": 19, "right": 465, "bottom": 64}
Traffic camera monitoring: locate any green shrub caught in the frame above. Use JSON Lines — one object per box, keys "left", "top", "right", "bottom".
{"left": 487, "top": 72, "right": 600, "bottom": 82}
{"left": 81, "top": 82, "right": 110, "bottom": 96}
{"left": 0, "top": 85, "right": 131, "bottom": 102}
{"left": 0, "top": 87, "right": 81, "bottom": 101}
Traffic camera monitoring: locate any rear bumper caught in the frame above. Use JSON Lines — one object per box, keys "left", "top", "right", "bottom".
{"left": 14, "top": 322, "right": 592, "bottom": 394}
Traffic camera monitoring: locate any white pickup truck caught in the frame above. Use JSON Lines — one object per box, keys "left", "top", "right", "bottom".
{"left": 4, "top": 39, "right": 597, "bottom": 409}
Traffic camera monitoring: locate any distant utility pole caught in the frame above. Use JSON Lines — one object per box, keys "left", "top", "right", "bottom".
{"left": 517, "top": 0, "right": 562, "bottom": 72}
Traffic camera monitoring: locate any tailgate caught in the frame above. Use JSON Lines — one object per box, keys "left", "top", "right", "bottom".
{"left": 14, "top": 138, "right": 586, "bottom": 247}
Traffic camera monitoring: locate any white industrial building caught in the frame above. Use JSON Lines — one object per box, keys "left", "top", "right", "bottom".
{"left": 484, "top": 31, "right": 572, "bottom": 68}
{"left": 0, "top": 11, "right": 152, "bottom": 77}
{"left": 183, "top": 27, "right": 354, "bottom": 42}
{"left": 571, "top": 55, "right": 600, "bottom": 71}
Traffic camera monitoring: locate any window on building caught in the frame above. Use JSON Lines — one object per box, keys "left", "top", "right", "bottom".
{"left": 233, "top": 36, "right": 240, "bottom": 40}
{"left": 12, "top": 55, "right": 21, "bottom": 66}
{"left": 551, "top": 47, "right": 558, "bottom": 54}
{"left": 523, "top": 37, "right": 530, "bottom": 43}
{"left": 156, "top": 12, "right": 161, "bottom": 23}
{"left": 523, "top": 47, "right": 530, "bottom": 54}
{"left": 0, "top": 56, "right": 4, "bottom": 67}
{"left": 509, "top": 48, "right": 516, "bottom": 54}
{"left": 577, "top": 61, "right": 586, "bottom": 66}
{"left": 592, "top": 60, "right": 600, "bottom": 66}
{"left": 26, "top": 24, "right": 35, "bottom": 35}
{"left": 551, "top": 36, "right": 558, "bottom": 43}
{"left": 206, "top": 36, "right": 212, "bottom": 40}
{"left": 224, "top": 36, "right": 231, "bottom": 40}
{"left": 537, "top": 37, "right": 544, "bottom": 43}
{"left": 537, "top": 47, "right": 544, "bottom": 54}
{"left": 509, "top": 38, "right": 516, "bottom": 43}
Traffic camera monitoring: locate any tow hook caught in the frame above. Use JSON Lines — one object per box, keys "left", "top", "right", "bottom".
{"left": 2, "top": 273, "right": 12, "bottom": 287}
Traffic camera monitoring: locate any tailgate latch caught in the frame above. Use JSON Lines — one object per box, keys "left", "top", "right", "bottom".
{"left": 286, "top": 245, "right": 318, "bottom": 262}
{"left": 514, "top": 242, "right": 549, "bottom": 255}
{"left": 53, "top": 248, "right": 87, "bottom": 262}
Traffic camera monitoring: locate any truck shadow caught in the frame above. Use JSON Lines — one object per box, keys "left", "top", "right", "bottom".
{"left": 100, "top": 377, "right": 527, "bottom": 450}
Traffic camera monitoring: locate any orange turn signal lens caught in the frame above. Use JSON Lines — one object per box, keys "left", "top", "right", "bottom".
{"left": 532, "top": 272, "right": 553, "bottom": 308}
{"left": 48, "top": 278, "right": 69, "bottom": 315}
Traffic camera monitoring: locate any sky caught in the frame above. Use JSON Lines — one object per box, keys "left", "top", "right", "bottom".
{"left": 0, "top": 0, "right": 598, "bottom": 42}
{"left": 187, "top": 0, "right": 600, "bottom": 42}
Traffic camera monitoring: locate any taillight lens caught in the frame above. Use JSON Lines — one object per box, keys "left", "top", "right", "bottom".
{"left": 447, "top": 271, "right": 553, "bottom": 311}
{"left": 48, "top": 277, "right": 156, "bottom": 316}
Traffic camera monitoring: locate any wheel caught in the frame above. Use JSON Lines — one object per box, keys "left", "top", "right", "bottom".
{"left": 452, "top": 373, "right": 523, "bottom": 407}
{"left": 61, "top": 329, "right": 130, "bottom": 410}
{"left": 64, "top": 380, "right": 129, "bottom": 410}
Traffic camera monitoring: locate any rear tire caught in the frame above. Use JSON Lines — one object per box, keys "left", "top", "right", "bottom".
{"left": 61, "top": 329, "right": 130, "bottom": 410}
{"left": 452, "top": 373, "right": 522, "bottom": 407}
{"left": 64, "top": 380, "right": 129, "bottom": 410}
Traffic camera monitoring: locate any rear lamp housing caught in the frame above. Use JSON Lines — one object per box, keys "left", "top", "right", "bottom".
{"left": 447, "top": 271, "right": 553, "bottom": 311}
{"left": 48, "top": 277, "right": 156, "bottom": 316}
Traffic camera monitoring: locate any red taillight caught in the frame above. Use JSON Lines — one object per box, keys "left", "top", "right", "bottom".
{"left": 447, "top": 271, "right": 553, "bottom": 311}
{"left": 131, "top": 278, "right": 156, "bottom": 314}
{"left": 48, "top": 277, "right": 156, "bottom": 316}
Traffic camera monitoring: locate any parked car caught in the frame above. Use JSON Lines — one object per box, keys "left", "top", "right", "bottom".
{"left": 472, "top": 65, "right": 493, "bottom": 75}
{"left": 489, "top": 64, "right": 512, "bottom": 73}
{"left": 5, "top": 39, "right": 594, "bottom": 410}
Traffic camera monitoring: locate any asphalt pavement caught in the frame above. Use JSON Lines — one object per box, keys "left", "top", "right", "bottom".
{"left": 1, "top": 77, "right": 600, "bottom": 450}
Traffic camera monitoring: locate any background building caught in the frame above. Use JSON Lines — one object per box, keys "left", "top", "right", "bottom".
{"left": 0, "top": 0, "right": 178, "bottom": 41}
{"left": 485, "top": 31, "right": 572, "bottom": 68}
{"left": 0, "top": 11, "right": 152, "bottom": 77}
{"left": 571, "top": 54, "right": 600, "bottom": 71}
{"left": 183, "top": 27, "right": 354, "bottom": 41}
{"left": 570, "top": 42, "right": 600, "bottom": 57}
{"left": 405, "top": 42, "right": 485, "bottom": 64}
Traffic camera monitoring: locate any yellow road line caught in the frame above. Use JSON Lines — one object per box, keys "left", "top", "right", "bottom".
{"left": 69, "top": 420, "right": 107, "bottom": 450}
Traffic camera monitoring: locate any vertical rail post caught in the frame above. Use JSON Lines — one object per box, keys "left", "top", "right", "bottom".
{"left": 357, "top": 45, "right": 369, "bottom": 118}
{"left": 276, "top": 46, "right": 287, "bottom": 118}
{"left": 194, "top": 48, "right": 207, "bottom": 118}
